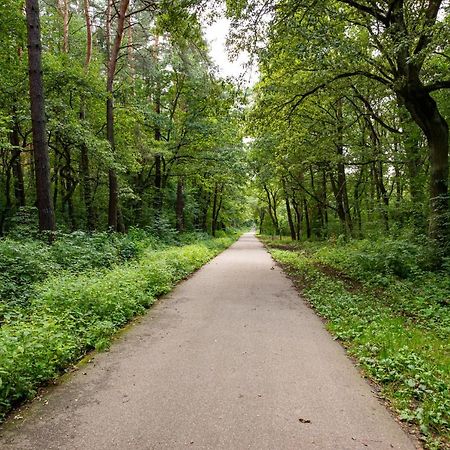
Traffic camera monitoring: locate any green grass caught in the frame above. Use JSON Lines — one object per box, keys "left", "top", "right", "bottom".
{"left": 0, "top": 232, "right": 239, "bottom": 420}
{"left": 261, "top": 236, "right": 450, "bottom": 449}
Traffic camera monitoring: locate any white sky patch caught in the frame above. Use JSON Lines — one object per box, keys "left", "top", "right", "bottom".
{"left": 204, "top": 15, "right": 258, "bottom": 86}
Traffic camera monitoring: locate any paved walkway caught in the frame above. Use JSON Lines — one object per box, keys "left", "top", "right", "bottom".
{"left": 0, "top": 233, "right": 417, "bottom": 449}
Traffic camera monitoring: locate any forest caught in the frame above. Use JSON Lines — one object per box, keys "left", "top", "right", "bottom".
{"left": 0, "top": 0, "right": 449, "bottom": 448}
{"left": 0, "top": 0, "right": 248, "bottom": 236}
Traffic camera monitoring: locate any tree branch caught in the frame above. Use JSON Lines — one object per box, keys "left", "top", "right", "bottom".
{"left": 284, "top": 71, "right": 391, "bottom": 116}
{"left": 337, "top": 0, "right": 388, "bottom": 24}
{"left": 425, "top": 80, "right": 450, "bottom": 92}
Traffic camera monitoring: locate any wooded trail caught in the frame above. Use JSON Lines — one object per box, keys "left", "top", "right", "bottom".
{"left": 0, "top": 233, "right": 417, "bottom": 449}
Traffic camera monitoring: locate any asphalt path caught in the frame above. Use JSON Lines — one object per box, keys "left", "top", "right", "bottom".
{"left": 0, "top": 233, "right": 417, "bottom": 449}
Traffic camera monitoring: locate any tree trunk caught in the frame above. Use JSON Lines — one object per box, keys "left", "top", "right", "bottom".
{"left": 176, "top": 177, "right": 185, "bottom": 232}
{"left": 322, "top": 167, "right": 328, "bottom": 228}
{"left": 154, "top": 153, "right": 163, "bottom": 215}
{"left": 375, "top": 160, "right": 389, "bottom": 231}
{"left": 80, "top": 144, "right": 95, "bottom": 230}
{"left": 303, "top": 198, "right": 311, "bottom": 239}
{"left": 79, "top": 0, "right": 95, "bottom": 230}
{"left": 153, "top": 36, "right": 163, "bottom": 217}
{"left": 335, "top": 99, "right": 352, "bottom": 235}
{"left": 83, "top": 0, "right": 92, "bottom": 67}
{"left": 285, "top": 196, "right": 296, "bottom": 240}
{"left": 58, "top": 0, "right": 69, "bottom": 53}
{"left": 106, "top": 0, "right": 129, "bottom": 230}
{"left": 309, "top": 166, "right": 323, "bottom": 237}
{"left": 52, "top": 150, "right": 60, "bottom": 212}
{"left": 354, "top": 166, "right": 364, "bottom": 237}
{"left": 397, "top": 98, "right": 424, "bottom": 229}
{"left": 0, "top": 163, "right": 12, "bottom": 234}
{"left": 211, "top": 183, "right": 223, "bottom": 237}
{"left": 10, "top": 124, "right": 26, "bottom": 207}
{"left": 60, "top": 148, "right": 77, "bottom": 230}
{"left": 263, "top": 184, "right": 280, "bottom": 235}
{"left": 258, "top": 208, "right": 265, "bottom": 235}
{"left": 401, "top": 88, "right": 449, "bottom": 249}
{"left": 292, "top": 196, "right": 302, "bottom": 240}
{"left": 25, "top": 0, "right": 56, "bottom": 233}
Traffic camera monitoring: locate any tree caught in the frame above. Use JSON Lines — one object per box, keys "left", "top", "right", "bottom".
{"left": 25, "top": 0, "right": 55, "bottom": 233}
{"left": 228, "top": 0, "right": 450, "bottom": 255}
{"left": 106, "top": 0, "right": 130, "bottom": 231}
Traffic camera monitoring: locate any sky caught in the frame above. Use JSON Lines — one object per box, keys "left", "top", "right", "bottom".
{"left": 203, "top": 15, "right": 258, "bottom": 86}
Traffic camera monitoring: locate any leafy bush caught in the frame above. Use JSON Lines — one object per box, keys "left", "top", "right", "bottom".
{"left": 0, "top": 233, "right": 238, "bottom": 419}
{"left": 0, "top": 240, "right": 54, "bottom": 308}
{"left": 49, "top": 232, "right": 122, "bottom": 271}
{"left": 315, "top": 237, "right": 427, "bottom": 282}
{"left": 0, "top": 229, "right": 185, "bottom": 314}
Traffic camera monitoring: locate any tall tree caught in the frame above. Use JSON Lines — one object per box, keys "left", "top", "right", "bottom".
{"left": 228, "top": 0, "right": 450, "bottom": 254}
{"left": 25, "top": 0, "right": 55, "bottom": 232}
{"left": 106, "top": 0, "right": 130, "bottom": 230}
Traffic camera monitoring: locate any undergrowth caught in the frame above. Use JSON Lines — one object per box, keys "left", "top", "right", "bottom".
{"left": 261, "top": 236, "right": 450, "bottom": 449}
{"left": 0, "top": 232, "right": 238, "bottom": 420}
{"left": 0, "top": 228, "right": 213, "bottom": 318}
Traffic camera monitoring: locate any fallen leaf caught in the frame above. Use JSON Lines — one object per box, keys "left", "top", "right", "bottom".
{"left": 298, "top": 418, "right": 311, "bottom": 424}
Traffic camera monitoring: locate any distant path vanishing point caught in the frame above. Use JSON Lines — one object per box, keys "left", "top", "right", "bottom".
{"left": 0, "top": 233, "right": 417, "bottom": 449}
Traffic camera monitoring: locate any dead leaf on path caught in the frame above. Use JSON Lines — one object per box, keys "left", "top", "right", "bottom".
{"left": 298, "top": 418, "right": 311, "bottom": 424}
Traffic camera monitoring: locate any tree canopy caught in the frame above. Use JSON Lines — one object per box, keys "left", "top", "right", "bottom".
{"left": 227, "top": 0, "right": 450, "bottom": 260}
{"left": 0, "top": 0, "right": 250, "bottom": 237}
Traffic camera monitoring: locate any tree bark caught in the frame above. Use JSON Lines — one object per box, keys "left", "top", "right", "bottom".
{"left": 211, "top": 183, "right": 223, "bottom": 237}
{"left": 57, "top": 0, "right": 69, "bottom": 53}
{"left": 79, "top": 0, "right": 95, "bottom": 230}
{"left": 282, "top": 179, "right": 296, "bottom": 240}
{"left": 25, "top": 0, "right": 56, "bottom": 233}
{"left": 152, "top": 35, "right": 163, "bottom": 217}
{"left": 263, "top": 184, "right": 280, "bottom": 235}
{"left": 10, "top": 123, "right": 26, "bottom": 207}
{"left": 285, "top": 196, "right": 296, "bottom": 240}
{"left": 335, "top": 99, "right": 352, "bottom": 235}
{"left": 106, "top": 0, "right": 130, "bottom": 230}
{"left": 401, "top": 87, "right": 449, "bottom": 248}
{"left": 304, "top": 198, "right": 311, "bottom": 239}
{"left": 83, "top": 0, "right": 92, "bottom": 67}
{"left": 258, "top": 208, "right": 265, "bottom": 234}
{"left": 291, "top": 196, "right": 302, "bottom": 240}
{"left": 176, "top": 177, "right": 185, "bottom": 232}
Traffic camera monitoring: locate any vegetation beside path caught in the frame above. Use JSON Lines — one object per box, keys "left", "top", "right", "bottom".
{"left": 261, "top": 236, "right": 450, "bottom": 450}
{"left": 0, "top": 230, "right": 239, "bottom": 421}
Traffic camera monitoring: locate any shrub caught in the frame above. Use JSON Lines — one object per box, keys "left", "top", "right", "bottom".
{"left": 0, "top": 239, "right": 54, "bottom": 308}
{"left": 0, "top": 229, "right": 170, "bottom": 312}
{"left": 316, "top": 237, "right": 426, "bottom": 282}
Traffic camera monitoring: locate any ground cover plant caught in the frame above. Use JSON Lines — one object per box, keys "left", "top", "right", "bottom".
{"left": 260, "top": 235, "right": 450, "bottom": 449}
{"left": 0, "top": 230, "right": 239, "bottom": 420}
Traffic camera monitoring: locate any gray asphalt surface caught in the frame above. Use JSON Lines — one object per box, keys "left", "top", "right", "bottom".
{"left": 0, "top": 233, "right": 417, "bottom": 450}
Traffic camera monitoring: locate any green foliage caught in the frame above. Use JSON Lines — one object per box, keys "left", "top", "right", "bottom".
{"left": 0, "top": 0, "right": 249, "bottom": 236}
{"left": 265, "top": 238, "right": 450, "bottom": 448}
{"left": 314, "top": 237, "right": 428, "bottom": 282}
{"left": 0, "top": 239, "right": 53, "bottom": 309}
{"left": 0, "top": 228, "right": 226, "bottom": 317}
{"left": 0, "top": 232, "right": 238, "bottom": 419}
